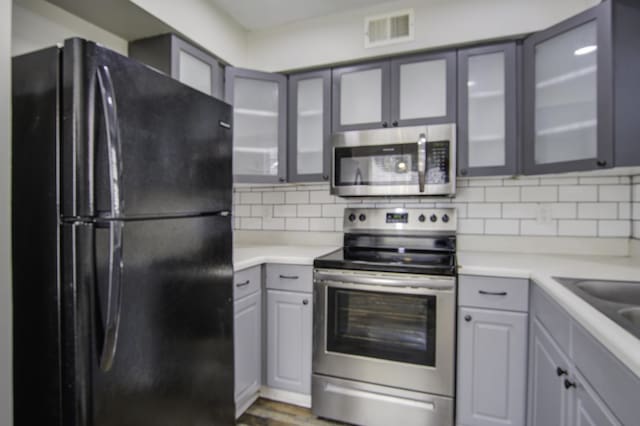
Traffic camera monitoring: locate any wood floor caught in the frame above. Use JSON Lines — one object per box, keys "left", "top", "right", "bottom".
{"left": 237, "top": 398, "right": 346, "bottom": 426}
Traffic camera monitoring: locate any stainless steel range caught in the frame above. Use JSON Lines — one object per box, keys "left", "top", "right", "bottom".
{"left": 312, "top": 208, "right": 457, "bottom": 426}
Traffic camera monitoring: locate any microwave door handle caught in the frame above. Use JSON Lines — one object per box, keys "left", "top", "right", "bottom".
{"left": 417, "top": 133, "right": 427, "bottom": 193}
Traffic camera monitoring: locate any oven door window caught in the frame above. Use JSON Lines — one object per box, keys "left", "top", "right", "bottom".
{"left": 326, "top": 288, "right": 436, "bottom": 366}
{"left": 334, "top": 143, "right": 418, "bottom": 186}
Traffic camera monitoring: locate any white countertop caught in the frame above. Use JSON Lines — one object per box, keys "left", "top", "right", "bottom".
{"left": 233, "top": 244, "right": 640, "bottom": 379}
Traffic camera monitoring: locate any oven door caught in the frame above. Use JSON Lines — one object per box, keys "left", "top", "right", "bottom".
{"left": 313, "top": 269, "right": 455, "bottom": 397}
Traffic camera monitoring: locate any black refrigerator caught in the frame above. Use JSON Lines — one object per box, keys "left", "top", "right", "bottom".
{"left": 12, "top": 38, "right": 235, "bottom": 426}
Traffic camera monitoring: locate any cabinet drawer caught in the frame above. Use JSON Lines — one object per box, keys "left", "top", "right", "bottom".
{"left": 234, "top": 266, "right": 261, "bottom": 300}
{"left": 459, "top": 275, "right": 529, "bottom": 312}
{"left": 530, "top": 283, "right": 571, "bottom": 355}
{"left": 572, "top": 323, "right": 640, "bottom": 426}
{"left": 266, "top": 264, "right": 312, "bottom": 292}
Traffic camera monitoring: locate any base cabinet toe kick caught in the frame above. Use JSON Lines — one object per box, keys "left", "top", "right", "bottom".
{"left": 312, "top": 375, "right": 454, "bottom": 426}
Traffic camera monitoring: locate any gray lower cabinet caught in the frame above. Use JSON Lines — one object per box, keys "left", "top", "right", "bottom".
{"left": 457, "top": 275, "right": 529, "bottom": 426}
{"left": 527, "top": 317, "right": 572, "bottom": 426}
{"left": 527, "top": 284, "right": 633, "bottom": 426}
{"left": 129, "top": 34, "right": 224, "bottom": 99}
{"left": 233, "top": 266, "right": 263, "bottom": 417}
{"left": 225, "top": 67, "right": 287, "bottom": 183}
{"left": 266, "top": 289, "right": 312, "bottom": 395}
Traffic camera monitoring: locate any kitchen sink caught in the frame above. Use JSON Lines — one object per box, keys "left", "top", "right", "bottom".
{"left": 553, "top": 277, "right": 640, "bottom": 339}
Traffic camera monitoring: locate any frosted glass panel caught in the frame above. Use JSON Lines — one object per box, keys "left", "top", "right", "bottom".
{"left": 233, "top": 77, "right": 280, "bottom": 176}
{"left": 400, "top": 59, "right": 446, "bottom": 120}
{"left": 340, "top": 68, "right": 382, "bottom": 125}
{"left": 534, "top": 21, "right": 597, "bottom": 165}
{"left": 468, "top": 52, "right": 506, "bottom": 168}
{"left": 178, "top": 49, "right": 212, "bottom": 95}
{"left": 296, "top": 78, "right": 323, "bottom": 175}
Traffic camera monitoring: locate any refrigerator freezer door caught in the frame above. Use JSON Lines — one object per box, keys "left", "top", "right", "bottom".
{"left": 61, "top": 38, "right": 233, "bottom": 220}
{"left": 61, "top": 216, "right": 234, "bottom": 426}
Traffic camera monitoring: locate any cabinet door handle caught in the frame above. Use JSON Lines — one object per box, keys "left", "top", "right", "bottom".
{"left": 236, "top": 280, "right": 250, "bottom": 288}
{"left": 302, "top": 299, "right": 309, "bottom": 305}
{"left": 392, "top": 121, "right": 398, "bottom": 127}
{"left": 382, "top": 122, "right": 388, "bottom": 128}
{"left": 478, "top": 290, "right": 507, "bottom": 296}
{"left": 464, "top": 315, "right": 472, "bottom": 322}
{"left": 596, "top": 160, "right": 607, "bottom": 167}
{"left": 322, "top": 175, "right": 329, "bottom": 181}
{"left": 460, "top": 168, "right": 468, "bottom": 176}
{"left": 556, "top": 367, "right": 568, "bottom": 377}
{"left": 564, "top": 379, "right": 577, "bottom": 389}
{"left": 279, "top": 275, "right": 299, "bottom": 280}
{"left": 279, "top": 177, "right": 285, "bottom": 183}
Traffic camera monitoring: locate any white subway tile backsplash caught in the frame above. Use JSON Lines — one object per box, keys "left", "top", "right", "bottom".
{"left": 598, "top": 220, "right": 631, "bottom": 237}
{"left": 273, "top": 205, "right": 297, "bottom": 217}
{"left": 522, "top": 186, "right": 557, "bottom": 202}
{"left": 240, "top": 192, "right": 261, "bottom": 204}
{"left": 468, "top": 203, "right": 501, "bottom": 218}
{"left": 599, "top": 185, "right": 631, "bottom": 202}
{"left": 502, "top": 203, "right": 538, "bottom": 219}
{"left": 485, "top": 187, "right": 520, "bottom": 202}
{"left": 485, "top": 219, "right": 519, "bottom": 235}
{"left": 577, "top": 203, "right": 617, "bottom": 219}
{"left": 233, "top": 173, "right": 638, "bottom": 240}
{"left": 262, "top": 191, "right": 285, "bottom": 204}
{"left": 285, "top": 218, "right": 309, "bottom": 231}
{"left": 521, "top": 220, "right": 557, "bottom": 236}
{"left": 297, "top": 204, "right": 322, "bottom": 217}
{"left": 286, "top": 191, "right": 309, "bottom": 204}
{"left": 309, "top": 218, "right": 335, "bottom": 231}
{"left": 559, "top": 185, "right": 597, "bottom": 202}
{"left": 558, "top": 220, "right": 597, "bottom": 237}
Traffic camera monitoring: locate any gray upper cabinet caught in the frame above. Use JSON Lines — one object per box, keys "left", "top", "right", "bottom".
{"left": 129, "top": 34, "right": 224, "bottom": 100}
{"left": 390, "top": 51, "right": 456, "bottom": 127}
{"left": 288, "top": 70, "right": 331, "bottom": 182}
{"left": 225, "top": 68, "right": 287, "bottom": 183}
{"left": 458, "top": 43, "right": 518, "bottom": 177}
{"left": 523, "top": 0, "right": 640, "bottom": 174}
{"left": 332, "top": 61, "right": 391, "bottom": 132}
{"left": 332, "top": 52, "right": 456, "bottom": 132}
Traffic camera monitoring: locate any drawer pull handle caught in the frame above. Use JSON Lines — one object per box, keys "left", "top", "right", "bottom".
{"left": 556, "top": 367, "right": 568, "bottom": 377}
{"left": 302, "top": 299, "right": 309, "bottom": 305}
{"left": 279, "top": 275, "right": 299, "bottom": 280}
{"left": 564, "top": 379, "right": 577, "bottom": 389}
{"left": 479, "top": 290, "right": 507, "bottom": 296}
{"left": 236, "top": 280, "right": 251, "bottom": 288}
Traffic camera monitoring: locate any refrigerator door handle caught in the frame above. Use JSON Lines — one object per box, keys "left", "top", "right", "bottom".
{"left": 96, "top": 65, "right": 124, "bottom": 218}
{"left": 99, "top": 221, "right": 124, "bottom": 372}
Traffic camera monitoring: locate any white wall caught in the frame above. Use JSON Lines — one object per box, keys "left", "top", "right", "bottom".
{"left": 1, "top": 0, "right": 12, "bottom": 423}
{"left": 246, "top": 0, "right": 600, "bottom": 71}
{"left": 12, "top": 0, "right": 127, "bottom": 56}
{"left": 130, "top": 0, "right": 247, "bottom": 66}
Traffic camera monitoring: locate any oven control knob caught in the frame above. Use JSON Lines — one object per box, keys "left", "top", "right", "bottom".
{"left": 442, "top": 214, "right": 450, "bottom": 223}
{"left": 348, "top": 213, "right": 356, "bottom": 222}
{"left": 359, "top": 214, "right": 367, "bottom": 222}
{"left": 430, "top": 214, "right": 438, "bottom": 223}
{"left": 418, "top": 214, "right": 426, "bottom": 222}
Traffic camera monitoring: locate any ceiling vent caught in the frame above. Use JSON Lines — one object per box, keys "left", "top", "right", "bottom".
{"left": 365, "top": 9, "right": 414, "bottom": 48}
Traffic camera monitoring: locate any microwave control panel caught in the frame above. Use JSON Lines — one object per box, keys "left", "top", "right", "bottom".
{"left": 426, "top": 141, "right": 450, "bottom": 184}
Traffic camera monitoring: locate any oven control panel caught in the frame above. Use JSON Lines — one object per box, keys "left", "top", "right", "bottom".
{"left": 344, "top": 208, "right": 457, "bottom": 233}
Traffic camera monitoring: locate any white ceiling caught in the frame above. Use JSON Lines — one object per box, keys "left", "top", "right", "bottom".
{"left": 209, "top": 0, "right": 400, "bottom": 31}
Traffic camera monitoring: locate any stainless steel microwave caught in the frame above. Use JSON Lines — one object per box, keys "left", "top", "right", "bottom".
{"left": 331, "top": 124, "right": 456, "bottom": 197}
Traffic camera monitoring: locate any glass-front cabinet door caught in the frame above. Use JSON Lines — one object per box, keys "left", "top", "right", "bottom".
{"left": 332, "top": 61, "right": 391, "bottom": 132}
{"left": 225, "top": 68, "right": 287, "bottom": 183}
{"left": 288, "top": 70, "right": 331, "bottom": 182}
{"left": 457, "top": 42, "right": 517, "bottom": 177}
{"left": 523, "top": 4, "right": 612, "bottom": 174}
{"left": 391, "top": 51, "right": 456, "bottom": 127}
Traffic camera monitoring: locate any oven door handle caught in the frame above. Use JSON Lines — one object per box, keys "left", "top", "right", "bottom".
{"left": 315, "top": 271, "right": 454, "bottom": 290}
{"left": 417, "top": 133, "right": 427, "bottom": 193}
